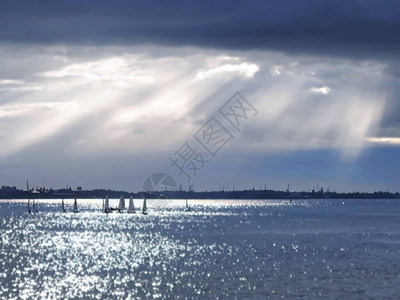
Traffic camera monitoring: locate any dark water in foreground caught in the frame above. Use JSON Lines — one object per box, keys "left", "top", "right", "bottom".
{"left": 0, "top": 199, "right": 400, "bottom": 299}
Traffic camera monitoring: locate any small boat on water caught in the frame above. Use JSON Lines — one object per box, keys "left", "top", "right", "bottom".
{"left": 61, "top": 198, "right": 66, "bottom": 213}
{"left": 27, "top": 199, "right": 31, "bottom": 213}
{"left": 73, "top": 198, "right": 79, "bottom": 213}
{"left": 127, "top": 196, "right": 135, "bottom": 213}
{"left": 118, "top": 195, "right": 125, "bottom": 212}
{"left": 142, "top": 198, "right": 148, "bottom": 215}
{"left": 104, "top": 195, "right": 111, "bottom": 213}
{"left": 185, "top": 198, "right": 191, "bottom": 212}
{"left": 32, "top": 199, "right": 38, "bottom": 213}
{"left": 287, "top": 183, "right": 292, "bottom": 202}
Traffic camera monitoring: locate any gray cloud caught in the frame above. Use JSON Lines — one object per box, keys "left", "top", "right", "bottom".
{"left": 1, "top": 1, "right": 400, "bottom": 59}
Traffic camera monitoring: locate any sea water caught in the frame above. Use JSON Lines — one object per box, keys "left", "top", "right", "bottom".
{"left": 0, "top": 199, "right": 400, "bottom": 299}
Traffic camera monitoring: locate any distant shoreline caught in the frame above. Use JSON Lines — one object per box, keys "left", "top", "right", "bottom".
{"left": 1, "top": 186, "right": 399, "bottom": 200}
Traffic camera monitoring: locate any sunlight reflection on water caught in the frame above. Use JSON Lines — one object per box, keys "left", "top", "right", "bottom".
{"left": 1, "top": 199, "right": 400, "bottom": 299}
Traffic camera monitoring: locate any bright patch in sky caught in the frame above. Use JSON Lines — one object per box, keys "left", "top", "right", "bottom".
{"left": 0, "top": 45, "right": 392, "bottom": 190}
{"left": 310, "top": 86, "right": 331, "bottom": 94}
{"left": 270, "top": 65, "right": 283, "bottom": 77}
{"left": 0, "top": 46, "right": 387, "bottom": 158}
{"left": 366, "top": 137, "right": 400, "bottom": 144}
{"left": 196, "top": 62, "right": 259, "bottom": 80}
{"left": 0, "top": 79, "right": 24, "bottom": 85}
{"left": 41, "top": 57, "right": 155, "bottom": 87}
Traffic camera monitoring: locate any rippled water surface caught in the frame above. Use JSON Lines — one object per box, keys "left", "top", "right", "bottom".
{"left": 1, "top": 199, "right": 400, "bottom": 299}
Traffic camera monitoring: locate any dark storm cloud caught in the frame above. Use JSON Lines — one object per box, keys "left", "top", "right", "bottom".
{"left": 1, "top": 0, "right": 400, "bottom": 58}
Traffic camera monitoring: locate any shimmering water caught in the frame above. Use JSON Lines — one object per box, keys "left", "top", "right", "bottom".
{"left": 1, "top": 199, "right": 400, "bottom": 299}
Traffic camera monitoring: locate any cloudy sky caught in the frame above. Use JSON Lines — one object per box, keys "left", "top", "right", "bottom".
{"left": 1, "top": 0, "right": 400, "bottom": 192}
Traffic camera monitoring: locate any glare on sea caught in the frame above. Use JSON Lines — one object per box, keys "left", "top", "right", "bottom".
{"left": 1, "top": 198, "right": 400, "bottom": 299}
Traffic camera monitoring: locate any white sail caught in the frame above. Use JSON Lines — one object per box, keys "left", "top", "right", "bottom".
{"left": 62, "top": 198, "right": 66, "bottom": 212}
{"left": 32, "top": 199, "right": 38, "bottom": 213}
{"left": 185, "top": 198, "right": 191, "bottom": 211}
{"left": 142, "top": 198, "right": 147, "bottom": 214}
{"left": 104, "top": 195, "right": 110, "bottom": 212}
{"left": 118, "top": 196, "right": 125, "bottom": 211}
{"left": 128, "top": 196, "right": 135, "bottom": 213}
{"left": 73, "top": 198, "right": 78, "bottom": 213}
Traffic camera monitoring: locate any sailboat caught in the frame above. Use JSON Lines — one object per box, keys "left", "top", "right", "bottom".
{"left": 27, "top": 198, "right": 31, "bottom": 213}
{"left": 104, "top": 195, "right": 111, "bottom": 213}
{"left": 142, "top": 198, "right": 148, "bottom": 215}
{"left": 61, "top": 198, "right": 66, "bottom": 213}
{"left": 127, "top": 196, "right": 135, "bottom": 213}
{"left": 118, "top": 195, "right": 125, "bottom": 212}
{"left": 73, "top": 198, "right": 79, "bottom": 213}
{"left": 185, "top": 198, "right": 191, "bottom": 212}
{"left": 32, "top": 199, "right": 38, "bottom": 213}
{"left": 287, "top": 183, "right": 292, "bottom": 203}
